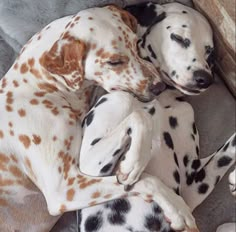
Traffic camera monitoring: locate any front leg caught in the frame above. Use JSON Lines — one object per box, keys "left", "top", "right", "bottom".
{"left": 80, "top": 92, "right": 153, "bottom": 186}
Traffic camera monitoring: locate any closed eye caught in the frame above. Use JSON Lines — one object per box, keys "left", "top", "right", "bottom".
{"left": 107, "top": 60, "right": 125, "bottom": 66}
{"left": 170, "top": 33, "right": 191, "bottom": 48}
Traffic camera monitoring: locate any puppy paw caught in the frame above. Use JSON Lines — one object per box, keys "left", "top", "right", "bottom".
{"left": 134, "top": 174, "right": 198, "bottom": 231}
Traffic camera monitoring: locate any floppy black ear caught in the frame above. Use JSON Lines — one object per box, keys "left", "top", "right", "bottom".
{"left": 125, "top": 3, "right": 159, "bottom": 27}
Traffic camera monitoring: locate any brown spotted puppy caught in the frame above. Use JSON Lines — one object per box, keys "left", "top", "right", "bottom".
{"left": 0, "top": 5, "right": 197, "bottom": 232}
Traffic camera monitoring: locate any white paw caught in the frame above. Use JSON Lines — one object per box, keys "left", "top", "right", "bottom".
{"left": 116, "top": 134, "right": 152, "bottom": 186}
{"left": 229, "top": 169, "right": 236, "bottom": 197}
{"left": 134, "top": 173, "right": 199, "bottom": 231}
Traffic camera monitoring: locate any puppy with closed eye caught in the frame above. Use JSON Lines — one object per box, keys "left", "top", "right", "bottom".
{"left": 126, "top": 2, "right": 214, "bottom": 95}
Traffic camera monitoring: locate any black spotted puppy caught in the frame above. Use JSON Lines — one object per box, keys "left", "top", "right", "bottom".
{"left": 126, "top": 2, "right": 215, "bottom": 95}
{"left": 78, "top": 89, "right": 235, "bottom": 232}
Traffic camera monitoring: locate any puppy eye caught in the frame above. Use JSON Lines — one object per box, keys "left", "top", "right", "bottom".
{"left": 107, "top": 60, "right": 124, "bottom": 66}
{"left": 170, "top": 33, "right": 191, "bottom": 48}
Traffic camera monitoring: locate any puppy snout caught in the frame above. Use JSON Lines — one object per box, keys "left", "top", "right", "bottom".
{"left": 193, "top": 69, "right": 213, "bottom": 89}
{"left": 149, "top": 82, "right": 166, "bottom": 96}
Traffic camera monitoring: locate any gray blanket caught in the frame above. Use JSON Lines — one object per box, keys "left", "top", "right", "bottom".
{"left": 0, "top": 0, "right": 235, "bottom": 231}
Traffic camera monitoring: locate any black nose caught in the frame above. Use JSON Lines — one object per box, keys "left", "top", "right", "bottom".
{"left": 193, "top": 70, "right": 213, "bottom": 89}
{"left": 149, "top": 82, "right": 166, "bottom": 96}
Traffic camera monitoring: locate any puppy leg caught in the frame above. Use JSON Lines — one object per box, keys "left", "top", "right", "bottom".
{"left": 181, "top": 133, "right": 236, "bottom": 210}
{"left": 80, "top": 92, "right": 153, "bottom": 186}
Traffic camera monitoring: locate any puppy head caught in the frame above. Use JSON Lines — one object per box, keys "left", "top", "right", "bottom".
{"left": 138, "top": 3, "right": 214, "bottom": 95}
{"left": 40, "top": 6, "right": 164, "bottom": 101}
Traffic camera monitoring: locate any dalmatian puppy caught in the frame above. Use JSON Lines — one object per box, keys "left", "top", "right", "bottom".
{"left": 75, "top": 3, "right": 235, "bottom": 232}
{"left": 78, "top": 89, "right": 235, "bottom": 232}
{"left": 126, "top": 2, "right": 215, "bottom": 95}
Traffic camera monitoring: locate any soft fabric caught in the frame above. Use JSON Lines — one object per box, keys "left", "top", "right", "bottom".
{"left": 0, "top": 1, "right": 235, "bottom": 232}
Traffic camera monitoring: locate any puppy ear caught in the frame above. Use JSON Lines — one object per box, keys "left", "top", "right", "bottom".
{"left": 107, "top": 5, "right": 137, "bottom": 33}
{"left": 40, "top": 37, "right": 86, "bottom": 90}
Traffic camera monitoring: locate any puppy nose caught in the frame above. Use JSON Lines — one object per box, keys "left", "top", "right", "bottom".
{"left": 149, "top": 82, "right": 166, "bottom": 96}
{"left": 193, "top": 69, "right": 213, "bottom": 89}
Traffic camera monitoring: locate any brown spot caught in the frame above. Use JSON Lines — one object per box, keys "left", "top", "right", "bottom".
{"left": 75, "top": 16, "right": 80, "bottom": 21}
{"left": 60, "top": 204, "right": 67, "bottom": 213}
{"left": 88, "top": 17, "right": 93, "bottom": 20}
{"left": 28, "top": 58, "right": 35, "bottom": 67}
{"left": 58, "top": 167, "right": 62, "bottom": 173}
{"left": 9, "top": 166, "right": 23, "bottom": 178}
{"left": 9, "top": 130, "right": 14, "bottom": 136}
{"left": 89, "top": 201, "right": 97, "bottom": 206}
{"left": 0, "top": 153, "right": 10, "bottom": 163}
{"left": 6, "top": 105, "right": 13, "bottom": 112}
{"left": 103, "top": 194, "right": 112, "bottom": 199}
{"left": 30, "top": 99, "right": 39, "bottom": 105}
{"left": 68, "top": 177, "right": 75, "bottom": 186}
{"left": 20, "top": 63, "right": 29, "bottom": 74}
{"left": 19, "top": 135, "right": 31, "bottom": 148}
{"left": 34, "top": 91, "right": 46, "bottom": 97}
{"left": 67, "top": 188, "right": 75, "bottom": 201}
{"left": 24, "top": 157, "right": 37, "bottom": 181}
{"left": 30, "top": 68, "right": 42, "bottom": 79}
{"left": 91, "top": 191, "right": 101, "bottom": 199}
{"left": 51, "top": 107, "right": 59, "bottom": 115}
{"left": 90, "top": 28, "right": 94, "bottom": 32}
{"left": 0, "top": 130, "right": 4, "bottom": 139}
{"left": 13, "top": 63, "right": 18, "bottom": 70}
{"left": 32, "top": 134, "right": 41, "bottom": 145}
{"left": 53, "top": 136, "right": 57, "bottom": 141}
{"left": 0, "top": 177, "right": 14, "bottom": 186}
{"left": 18, "top": 109, "right": 26, "bottom": 117}
{"left": 13, "top": 80, "right": 19, "bottom": 87}
{"left": 38, "top": 83, "right": 58, "bottom": 93}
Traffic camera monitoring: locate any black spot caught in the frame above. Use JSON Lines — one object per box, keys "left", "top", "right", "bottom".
{"left": 127, "top": 128, "right": 132, "bottom": 135}
{"left": 192, "top": 58, "right": 196, "bottom": 62}
{"left": 148, "top": 107, "right": 156, "bottom": 115}
{"left": 125, "top": 3, "right": 158, "bottom": 27}
{"left": 192, "top": 123, "right": 197, "bottom": 135}
{"left": 171, "top": 70, "right": 176, "bottom": 76}
{"left": 143, "top": 56, "right": 152, "bottom": 63}
{"left": 191, "top": 159, "right": 201, "bottom": 170}
{"left": 170, "top": 33, "right": 191, "bottom": 48}
{"left": 108, "top": 213, "right": 125, "bottom": 225}
{"left": 175, "top": 96, "right": 185, "bottom": 102}
{"left": 169, "top": 116, "right": 178, "bottom": 129}
{"left": 182, "top": 24, "right": 187, "bottom": 28}
{"left": 173, "top": 152, "right": 179, "bottom": 167}
{"left": 187, "top": 66, "right": 191, "bottom": 70}
{"left": 222, "top": 142, "right": 229, "bottom": 152}
{"left": 198, "top": 183, "right": 209, "bottom": 194}
{"left": 85, "top": 110, "right": 94, "bottom": 127}
{"left": 166, "top": 26, "right": 171, "bottom": 29}
{"left": 94, "top": 97, "right": 107, "bottom": 107}
{"left": 113, "top": 149, "right": 122, "bottom": 157}
{"left": 215, "top": 175, "right": 221, "bottom": 186}
{"left": 191, "top": 134, "right": 195, "bottom": 141}
{"left": 196, "top": 146, "right": 200, "bottom": 156}
{"left": 152, "top": 203, "right": 162, "bottom": 214}
{"left": 147, "top": 44, "right": 157, "bottom": 59}
{"left": 165, "top": 105, "right": 171, "bottom": 108}
{"left": 186, "top": 172, "right": 194, "bottom": 185}
{"left": 85, "top": 211, "right": 103, "bottom": 232}
{"left": 232, "top": 134, "right": 236, "bottom": 146}
{"left": 91, "top": 138, "right": 101, "bottom": 146}
{"left": 144, "top": 215, "right": 161, "bottom": 231}
{"left": 173, "top": 170, "right": 180, "bottom": 184}
{"left": 106, "top": 199, "right": 131, "bottom": 214}
{"left": 174, "top": 187, "right": 180, "bottom": 195}
{"left": 183, "top": 155, "right": 189, "bottom": 167}
{"left": 100, "top": 163, "right": 113, "bottom": 173}
{"left": 195, "top": 169, "right": 206, "bottom": 183}
{"left": 217, "top": 156, "right": 232, "bottom": 168}
{"left": 77, "top": 210, "right": 82, "bottom": 231}
{"left": 163, "top": 132, "right": 174, "bottom": 149}
{"left": 182, "top": 10, "right": 187, "bottom": 14}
